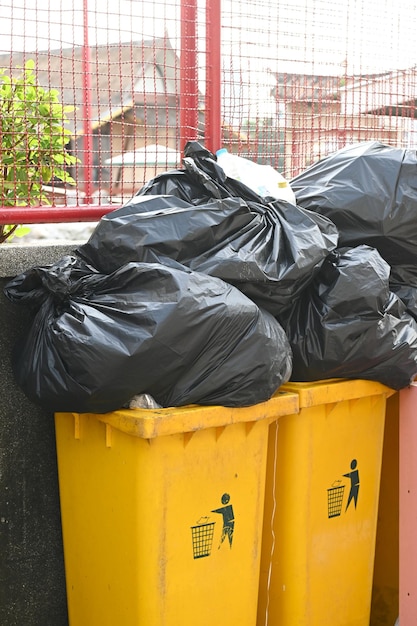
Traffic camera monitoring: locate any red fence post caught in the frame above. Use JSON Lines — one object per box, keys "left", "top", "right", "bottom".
{"left": 205, "top": 0, "right": 222, "bottom": 154}
{"left": 180, "top": 0, "right": 199, "bottom": 155}
{"left": 82, "top": 0, "right": 93, "bottom": 204}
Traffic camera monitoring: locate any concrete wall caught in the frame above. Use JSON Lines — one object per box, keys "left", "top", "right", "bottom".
{"left": 0, "top": 243, "right": 82, "bottom": 626}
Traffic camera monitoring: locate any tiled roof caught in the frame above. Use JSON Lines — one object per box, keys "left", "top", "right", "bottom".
{"left": 271, "top": 72, "right": 342, "bottom": 101}
{"left": 0, "top": 35, "right": 182, "bottom": 133}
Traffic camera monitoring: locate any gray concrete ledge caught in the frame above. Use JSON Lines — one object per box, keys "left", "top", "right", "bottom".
{"left": 0, "top": 242, "right": 82, "bottom": 278}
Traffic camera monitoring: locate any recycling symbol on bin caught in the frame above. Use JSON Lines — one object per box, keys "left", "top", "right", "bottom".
{"left": 327, "top": 459, "right": 360, "bottom": 518}
{"left": 190, "top": 493, "right": 234, "bottom": 559}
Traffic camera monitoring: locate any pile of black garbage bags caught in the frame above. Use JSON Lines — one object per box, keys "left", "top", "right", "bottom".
{"left": 5, "top": 140, "right": 417, "bottom": 413}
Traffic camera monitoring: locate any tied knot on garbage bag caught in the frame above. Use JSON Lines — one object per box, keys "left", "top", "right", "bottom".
{"left": 4, "top": 255, "right": 97, "bottom": 311}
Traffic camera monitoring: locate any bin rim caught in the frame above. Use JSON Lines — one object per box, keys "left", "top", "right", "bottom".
{"left": 281, "top": 378, "right": 396, "bottom": 408}
{"left": 55, "top": 390, "right": 299, "bottom": 439}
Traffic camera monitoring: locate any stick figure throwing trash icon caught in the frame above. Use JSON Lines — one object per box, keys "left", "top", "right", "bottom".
{"left": 343, "top": 459, "right": 360, "bottom": 511}
{"left": 212, "top": 493, "right": 234, "bottom": 549}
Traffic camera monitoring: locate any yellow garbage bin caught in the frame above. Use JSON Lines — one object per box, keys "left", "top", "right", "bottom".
{"left": 55, "top": 391, "right": 299, "bottom": 626}
{"left": 257, "top": 379, "right": 394, "bottom": 626}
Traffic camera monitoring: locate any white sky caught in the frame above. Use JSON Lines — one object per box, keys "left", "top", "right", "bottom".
{"left": 2, "top": 0, "right": 417, "bottom": 122}
{"left": 2, "top": 0, "right": 417, "bottom": 74}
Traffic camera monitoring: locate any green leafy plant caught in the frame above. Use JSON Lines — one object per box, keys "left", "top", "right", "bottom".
{"left": 0, "top": 59, "right": 78, "bottom": 243}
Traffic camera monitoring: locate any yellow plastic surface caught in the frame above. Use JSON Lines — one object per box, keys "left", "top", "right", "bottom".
{"left": 258, "top": 379, "right": 394, "bottom": 626}
{"left": 55, "top": 391, "right": 299, "bottom": 626}
{"left": 370, "top": 392, "right": 399, "bottom": 626}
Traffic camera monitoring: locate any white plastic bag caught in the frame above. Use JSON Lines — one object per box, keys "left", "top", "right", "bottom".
{"left": 216, "top": 148, "right": 296, "bottom": 204}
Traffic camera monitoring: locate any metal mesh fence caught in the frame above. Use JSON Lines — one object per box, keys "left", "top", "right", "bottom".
{"left": 1, "top": 0, "right": 417, "bottom": 212}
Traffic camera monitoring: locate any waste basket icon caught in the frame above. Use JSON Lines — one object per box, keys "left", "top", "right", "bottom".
{"left": 191, "top": 518, "right": 216, "bottom": 559}
{"left": 327, "top": 481, "right": 345, "bottom": 518}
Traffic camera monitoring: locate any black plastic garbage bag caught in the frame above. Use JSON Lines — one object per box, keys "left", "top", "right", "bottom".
{"left": 389, "top": 264, "right": 417, "bottom": 322}
{"left": 78, "top": 194, "right": 256, "bottom": 272}
{"left": 76, "top": 194, "right": 338, "bottom": 320}
{"left": 4, "top": 255, "right": 292, "bottom": 413}
{"left": 291, "top": 141, "right": 417, "bottom": 265}
{"left": 283, "top": 245, "right": 417, "bottom": 390}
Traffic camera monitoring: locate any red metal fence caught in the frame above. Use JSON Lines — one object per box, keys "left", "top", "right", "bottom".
{"left": 1, "top": 0, "right": 417, "bottom": 224}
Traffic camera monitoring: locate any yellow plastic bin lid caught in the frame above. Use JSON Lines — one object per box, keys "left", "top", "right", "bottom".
{"left": 282, "top": 378, "right": 395, "bottom": 408}
{"left": 91, "top": 389, "right": 299, "bottom": 439}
